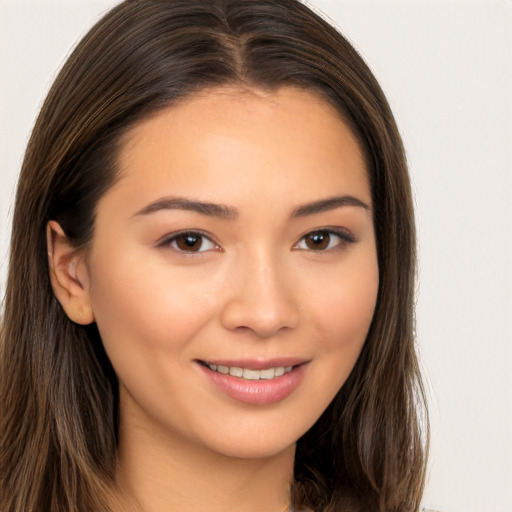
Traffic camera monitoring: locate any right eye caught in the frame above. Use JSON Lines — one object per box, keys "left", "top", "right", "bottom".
{"left": 161, "top": 231, "right": 219, "bottom": 253}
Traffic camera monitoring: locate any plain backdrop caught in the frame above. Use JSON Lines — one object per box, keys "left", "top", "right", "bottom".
{"left": 1, "top": 1, "right": 511, "bottom": 511}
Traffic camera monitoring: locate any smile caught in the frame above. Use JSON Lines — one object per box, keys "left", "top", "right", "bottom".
{"left": 204, "top": 363, "right": 294, "bottom": 380}
{"left": 198, "top": 359, "right": 308, "bottom": 405}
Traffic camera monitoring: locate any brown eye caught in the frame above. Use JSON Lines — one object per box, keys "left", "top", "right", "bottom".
{"left": 165, "top": 232, "right": 217, "bottom": 253}
{"left": 175, "top": 234, "right": 203, "bottom": 251}
{"left": 295, "top": 229, "right": 354, "bottom": 251}
{"left": 304, "top": 231, "right": 330, "bottom": 250}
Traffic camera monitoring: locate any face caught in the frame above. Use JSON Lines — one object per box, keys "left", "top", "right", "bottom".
{"left": 83, "top": 86, "right": 379, "bottom": 459}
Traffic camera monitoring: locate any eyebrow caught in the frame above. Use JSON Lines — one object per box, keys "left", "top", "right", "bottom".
{"left": 133, "top": 197, "right": 239, "bottom": 220}
{"left": 291, "top": 195, "right": 371, "bottom": 217}
{"left": 132, "top": 194, "right": 370, "bottom": 220}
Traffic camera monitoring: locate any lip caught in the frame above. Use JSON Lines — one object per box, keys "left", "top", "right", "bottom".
{"left": 196, "top": 358, "right": 309, "bottom": 405}
{"left": 199, "top": 357, "right": 307, "bottom": 370}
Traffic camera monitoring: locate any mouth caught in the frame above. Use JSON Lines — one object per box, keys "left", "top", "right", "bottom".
{"left": 198, "top": 361, "right": 300, "bottom": 381}
{"left": 196, "top": 358, "right": 308, "bottom": 405}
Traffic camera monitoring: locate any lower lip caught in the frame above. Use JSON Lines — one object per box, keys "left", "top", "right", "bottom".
{"left": 198, "top": 363, "right": 307, "bottom": 405}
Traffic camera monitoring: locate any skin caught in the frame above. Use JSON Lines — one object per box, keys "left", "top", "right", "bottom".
{"left": 48, "top": 86, "right": 379, "bottom": 512}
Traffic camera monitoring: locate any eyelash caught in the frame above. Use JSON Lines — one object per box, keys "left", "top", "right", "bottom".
{"left": 159, "top": 228, "right": 355, "bottom": 254}
{"left": 159, "top": 230, "right": 219, "bottom": 254}
{"left": 293, "top": 228, "right": 355, "bottom": 251}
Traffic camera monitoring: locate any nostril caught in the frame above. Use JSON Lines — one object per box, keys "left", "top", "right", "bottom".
{"left": 219, "top": 277, "right": 300, "bottom": 336}
{"left": 220, "top": 303, "right": 299, "bottom": 337}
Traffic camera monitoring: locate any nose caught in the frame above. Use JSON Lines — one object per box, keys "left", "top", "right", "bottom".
{"left": 220, "top": 251, "right": 300, "bottom": 338}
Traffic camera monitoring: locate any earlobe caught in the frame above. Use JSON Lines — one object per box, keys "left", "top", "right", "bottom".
{"left": 47, "top": 221, "right": 95, "bottom": 325}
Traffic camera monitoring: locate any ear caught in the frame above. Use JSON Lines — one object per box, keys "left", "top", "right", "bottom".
{"left": 47, "top": 220, "right": 95, "bottom": 325}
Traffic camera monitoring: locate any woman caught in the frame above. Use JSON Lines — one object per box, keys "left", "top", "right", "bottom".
{"left": 0, "top": 1, "right": 428, "bottom": 511}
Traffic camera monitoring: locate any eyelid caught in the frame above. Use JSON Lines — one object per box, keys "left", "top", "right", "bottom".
{"left": 293, "top": 227, "right": 355, "bottom": 251}
{"left": 157, "top": 229, "right": 220, "bottom": 253}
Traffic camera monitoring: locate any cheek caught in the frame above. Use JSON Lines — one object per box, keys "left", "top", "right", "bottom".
{"left": 311, "top": 255, "right": 379, "bottom": 352}
{"left": 87, "top": 253, "right": 220, "bottom": 357}
{"left": 290, "top": 256, "right": 378, "bottom": 426}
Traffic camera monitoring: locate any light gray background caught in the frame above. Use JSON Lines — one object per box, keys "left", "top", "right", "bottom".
{"left": 1, "top": 1, "right": 511, "bottom": 511}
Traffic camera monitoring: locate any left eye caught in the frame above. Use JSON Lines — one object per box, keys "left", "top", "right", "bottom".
{"left": 295, "top": 230, "right": 352, "bottom": 251}
{"left": 164, "top": 232, "right": 218, "bottom": 253}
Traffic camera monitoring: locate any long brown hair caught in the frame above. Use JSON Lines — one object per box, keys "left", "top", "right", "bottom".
{"left": 0, "top": 1, "right": 428, "bottom": 511}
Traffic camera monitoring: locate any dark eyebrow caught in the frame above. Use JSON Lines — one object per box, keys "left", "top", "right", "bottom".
{"left": 132, "top": 196, "right": 239, "bottom": 220}
{"left": 291, "top": 195, "right": 371, "bottom": 217}
{"left": 133, "top": 194, "right": 369, "bottom": 221}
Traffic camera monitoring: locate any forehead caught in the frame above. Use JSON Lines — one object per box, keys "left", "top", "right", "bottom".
{"left": 110, "top": 85, "right": 370, "bottom": 210}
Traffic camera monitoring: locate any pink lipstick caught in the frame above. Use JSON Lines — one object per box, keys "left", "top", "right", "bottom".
{"left": 196, "top": 358, "right": 308, "bottom": 405}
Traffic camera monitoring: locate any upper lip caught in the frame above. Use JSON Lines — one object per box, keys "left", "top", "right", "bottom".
{"left": 196, "top": 357, "right": 309, "bottom": 370}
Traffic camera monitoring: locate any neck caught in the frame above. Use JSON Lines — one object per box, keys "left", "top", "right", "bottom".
{"left": 113, "top": 410, "right": 294, "bottom": 512}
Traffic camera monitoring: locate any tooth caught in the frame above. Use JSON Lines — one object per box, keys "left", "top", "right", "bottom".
{"left": 242, "top": 369, "right": 260, "bottom": 380}
{"left": 274, "top": 367, "right": 285, "bottom": 377}
{"left": 229, "top": 367, "right": 243, "bottom": 377}
{"left": 259, "top": 368, "right": 275, "bottom": 380}
{"left": 211, "top": 364, "right": 294, "bottom": 379}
